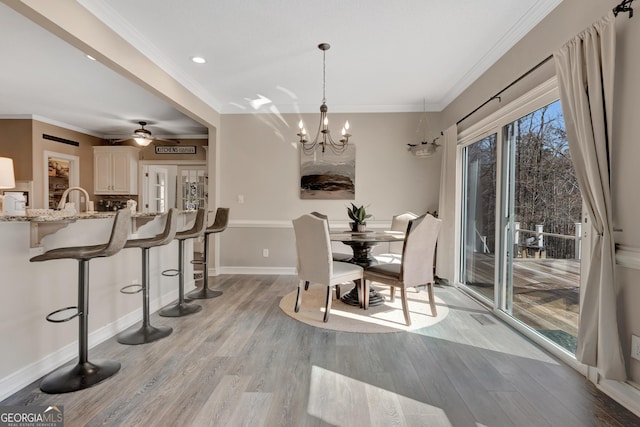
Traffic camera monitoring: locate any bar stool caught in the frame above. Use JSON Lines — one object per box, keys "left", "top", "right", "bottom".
{"left": 117, "top": 208, "right": 178, "bottom": 345}
{"left": 160, "top": 208, "right": 206, "bottom": 317}
{"left": 30, "top": 209, "right": 131, "bottom": 394}
{"left": 187, "top": 207, "right": 229, "bottom": 299}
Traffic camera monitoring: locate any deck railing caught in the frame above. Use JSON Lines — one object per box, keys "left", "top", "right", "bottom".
{"left": 514, "top": 222, "right": 582, "bottom": 260}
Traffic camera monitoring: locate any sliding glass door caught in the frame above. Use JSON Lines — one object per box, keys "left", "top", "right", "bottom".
{"left": 461, "top": 134, "right": 497, "bottom": 303}
{"left": 460, "top": 96, "right": 582, "bottom": 354}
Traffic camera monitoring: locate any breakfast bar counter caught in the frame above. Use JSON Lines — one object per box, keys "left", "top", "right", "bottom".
{"left": 0, "top": 210, "right": 199, "bottom": 400}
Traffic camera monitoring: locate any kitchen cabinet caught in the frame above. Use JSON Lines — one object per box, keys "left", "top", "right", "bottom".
{"left": 94, "top": 146, "right": 140, "bottom": 195}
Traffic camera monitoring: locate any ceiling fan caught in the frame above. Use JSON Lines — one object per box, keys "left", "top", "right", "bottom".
{"left": 114, "top": 121, "right": 178, "bottom": 146}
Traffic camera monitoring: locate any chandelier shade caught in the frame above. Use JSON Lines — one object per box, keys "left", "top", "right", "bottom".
{"left": 297, "top": 43, "right": 351, "bottom": 155}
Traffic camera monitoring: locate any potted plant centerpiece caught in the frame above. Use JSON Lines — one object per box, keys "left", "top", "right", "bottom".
{"left": 347, "top": 203, "right": 372, "bottom": 232}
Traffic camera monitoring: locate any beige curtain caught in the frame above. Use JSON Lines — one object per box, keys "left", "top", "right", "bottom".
{"left": 554, "top": 11, "right": 625, "bottom": 381}
{"left": 435, "top": 125, "right": 457, "bottom": 282}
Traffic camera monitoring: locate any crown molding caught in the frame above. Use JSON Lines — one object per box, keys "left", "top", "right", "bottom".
{"left": 439, "top": 0, "right": 563, "bottom": 108}
{"left": 78, "top": 0, "right": 223, "bottom": 112}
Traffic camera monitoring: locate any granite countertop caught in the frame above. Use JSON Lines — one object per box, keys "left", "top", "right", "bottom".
{"left": 0, "top": 210, "right": 164, "bottom": 223}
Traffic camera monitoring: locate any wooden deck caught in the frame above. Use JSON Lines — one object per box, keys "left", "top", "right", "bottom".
{"left": 464, "top": 254, "right": 580, "bottom": 351}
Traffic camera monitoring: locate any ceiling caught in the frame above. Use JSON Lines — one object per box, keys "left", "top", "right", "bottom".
{"left": 0, "top": 0, "right": 562, "bottom": 139}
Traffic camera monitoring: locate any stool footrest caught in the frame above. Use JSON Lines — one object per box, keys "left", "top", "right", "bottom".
{"left": 190, "top": 259, "right": 205, "bottom": 265}
{"left": 162, "top": 269, "right": 179, "bottom": 277}
{"left": 46, "top": 306, "right": 81, "bottom": 323}
{"left": 120, "top": 284, "right": 144, "bottom": 294}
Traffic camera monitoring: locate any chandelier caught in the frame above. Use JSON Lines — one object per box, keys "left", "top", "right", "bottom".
{"left": 408, "top": 100, "right": 441, "bottom": 157}
{"left": 297, "top": 43, "right": 351, "bottom": 155}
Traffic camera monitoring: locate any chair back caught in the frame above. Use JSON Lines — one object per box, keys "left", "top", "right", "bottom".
{"left": 292, "top": 214, "right": 332, "bottom": 284}
{"left": 388, "top": 212, "right": 418, "bottom": 254}
{"left": 154, "top": 208, "right": 179, "bottom": 246}
{"left": 208, "top": 207, "right": 230, "bottom": 233}
{"left": 101, "top": 208, "right": 132, "bottom": 257}
{"left": 400, "top": 214, "right": 442, "bottom": 287}
{"left": 177, "top": 208, "right": 206, "bottom": 239}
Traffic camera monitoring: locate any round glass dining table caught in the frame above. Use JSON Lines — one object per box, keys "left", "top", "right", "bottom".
{"left": 329, "top": 230, "right": 404, "bottom": 306}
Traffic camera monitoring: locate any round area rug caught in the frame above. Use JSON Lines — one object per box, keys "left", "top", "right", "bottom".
{"left": 279, "top": 284, "right": 448, "bottom": 333}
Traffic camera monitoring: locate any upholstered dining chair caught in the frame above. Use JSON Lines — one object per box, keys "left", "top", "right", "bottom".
{"left": 374, "top": 211, "right": 418, "bottom": 264}
{"left": 363, "top": 214, "right": 441, "bottom": 326}
{"left": 292, "top": 213, "right": 363, "bottom": 322}
{"left": 310, "top": 211, "right": 351, "bottom": 262}
{"left": 305, "top": 211, "right": 352, "bottom": 294}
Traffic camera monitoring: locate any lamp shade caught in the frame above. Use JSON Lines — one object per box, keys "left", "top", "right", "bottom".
{"left": 0, "top": 157, "right": 16, "bottom": 189}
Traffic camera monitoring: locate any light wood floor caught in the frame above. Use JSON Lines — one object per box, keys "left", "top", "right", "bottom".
{"left": 3, "top": 275, "right": 638, "bottom": 426}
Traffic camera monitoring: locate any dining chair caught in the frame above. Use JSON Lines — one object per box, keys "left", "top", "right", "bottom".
{"left": 306, "top": 211, "right": 351, "bottom": 294}
{"left": 363, "top": 214, "right": 441, "bottom": 326}
{"left": 374, "top": 211, "right": 418, "bottom": 264}
{"left": 292, "top": 213, "right": 363, "bottom": 322}
{"left": 310, "top": 211, "right": 351, "bottom": 262}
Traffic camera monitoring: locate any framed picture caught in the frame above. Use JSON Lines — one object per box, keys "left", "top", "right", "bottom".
{"left": 299, "top": 145, "right": 355, "bottom": 200}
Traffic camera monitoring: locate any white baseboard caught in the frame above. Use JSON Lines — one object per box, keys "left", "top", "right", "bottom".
{"left": 217, "top": 266, "right": 296, "bottom": 275}
{"left": 0, "top": 286, "right": 185, "bottom": 402}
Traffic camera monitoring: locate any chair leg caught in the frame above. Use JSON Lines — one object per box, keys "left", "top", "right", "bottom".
{"left": 304, "top": 281, "right": 310, "bottom": 291}
{"left": 335, "top": 284, "right": 341, "bottom": 299}
{"left": 427, "top": 283, "right": 437, "bottom": 316}
{"left": 118, "top": 248, "right": 172, "bottom": 345}
{"left": 400, "top": 287, "right": 411, "bottom": 326}
{"left": 187, "top": 232, "right": 223, "bottom": 299}
{"left": 40, "top": 259, "right": 120, "bottom": 393}
{"left": 160, "top": 239, "right": 202, "bottom": 317}
{"left": 324, "top": 286, "right": 332, "bottom": 323}
{"left": 389, "top": 286, "right": 396, "bottom": 303}
{"left": 294, "top": 281, "right": 303, "bottom": 312}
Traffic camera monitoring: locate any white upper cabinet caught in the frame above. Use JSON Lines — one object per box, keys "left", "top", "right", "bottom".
{"left": 93, "top": 146, "right": 139, "bottom": 195}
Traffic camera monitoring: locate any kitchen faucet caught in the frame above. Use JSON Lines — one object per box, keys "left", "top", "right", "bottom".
{"left": 58, "top": 186, "right": 92, "bottom": 212}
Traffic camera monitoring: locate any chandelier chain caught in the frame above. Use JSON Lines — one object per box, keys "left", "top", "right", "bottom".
{"left": 322, "top": 48, "right": 327, "bottom": 104}
{"left": 297, "top": 43, "right": 351, "bottom": 155}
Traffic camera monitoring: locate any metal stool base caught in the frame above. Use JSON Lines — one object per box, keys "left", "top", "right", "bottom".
{"left": 187, "top": 287, "right": 223, "bottom": 299}
{"left": 159, "top": 302, "right": 202, "bottom": 317}
{"left": 40, "top": 359, "right": 120, "bottom": 394}
{"left": 117, "top": 324, "right": 172, "bottom": 345}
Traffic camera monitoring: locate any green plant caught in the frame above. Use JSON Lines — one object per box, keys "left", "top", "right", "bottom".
{"left": 347, "top": 203, "right": 372, "bottom": 225}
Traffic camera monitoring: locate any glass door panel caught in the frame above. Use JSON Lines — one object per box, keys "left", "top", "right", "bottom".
{"left": 461, "top": 133, "right": 497, "bottom": 302}
{"left": 178, "top": 166, "right": 207, "bottom": 210}
{"left": 145, "top": 165, "right": 169, "bottom": 212}
{"left": 502, "top": 100, "right": 581, "bottom": 354}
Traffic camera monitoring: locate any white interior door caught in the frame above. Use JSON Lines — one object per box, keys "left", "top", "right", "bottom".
{"left": 142, "top": 165, "right": 176, "bottom": 213}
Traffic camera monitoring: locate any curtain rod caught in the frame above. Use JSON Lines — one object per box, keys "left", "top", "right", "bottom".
{"left": 456, "top": 0, "right": 634, "bottom": 126}
{"left": 456, "top": 54, "right": 553, "bottom": 126}
{"left": 613, "top": 0, "right": 634, "bottom": 18}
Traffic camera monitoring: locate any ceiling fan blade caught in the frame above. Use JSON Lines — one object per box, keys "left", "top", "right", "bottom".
{"left": 110, "top": 137, "right": 132, "bottom": 143}
{"left": 152, "top": 136, "right": 181, "bottom": 144}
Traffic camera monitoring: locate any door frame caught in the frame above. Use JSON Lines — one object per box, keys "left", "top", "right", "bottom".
{"left": 43, "top": 151, "right": 79, "bottom": 209}
{"left": 456, "top": 77, "right": 587, "bottom": 372}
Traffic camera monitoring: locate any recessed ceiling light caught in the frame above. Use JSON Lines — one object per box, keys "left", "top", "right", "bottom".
{"left": 191, "top": 56, "right": 206, "bottom": 64}
{"left": 86, "top": 54, "right": 96, "bottom": 61}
